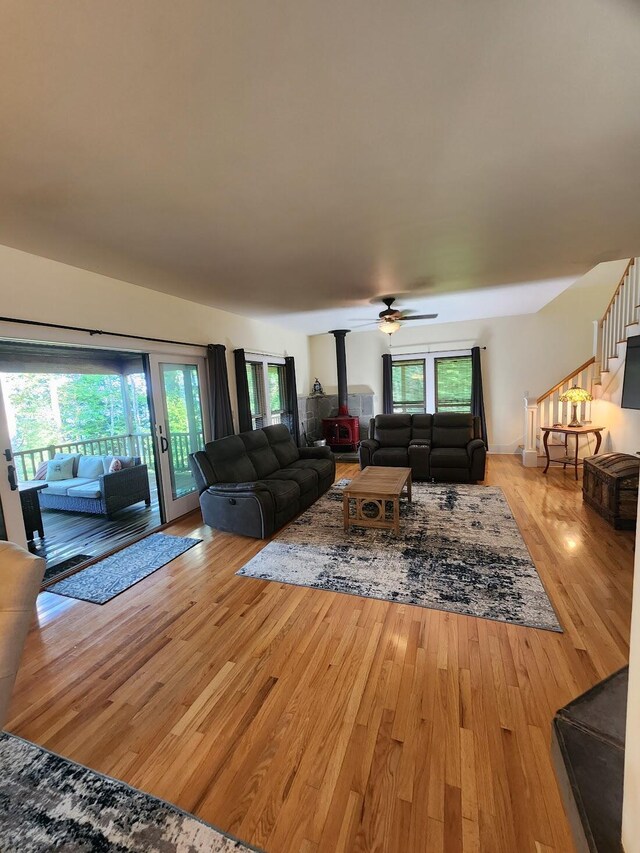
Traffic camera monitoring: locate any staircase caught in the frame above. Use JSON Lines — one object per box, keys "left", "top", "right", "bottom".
{"left": 522, "top": 258, "right": 639, "bottom": 467}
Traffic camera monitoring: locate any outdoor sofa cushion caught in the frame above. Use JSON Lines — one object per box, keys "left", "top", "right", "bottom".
{"left": 46, "top": 458, "right": 75, "bottom": 481}
{"left": 77, "top": 455, "right": 105, "bottom": 479}
{"left": 42, "top": 477, "right": 94, "bottom": 497}
{"left": 66, "top": 480, "right": 103, "bottom": 499}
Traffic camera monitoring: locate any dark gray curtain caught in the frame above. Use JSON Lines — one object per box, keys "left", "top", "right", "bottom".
{"left": 382, "top": 353, "right": 393, "bottom": 414}
{"left": 207, "top": 344, "right": 234, "bottom": 439}
{"left": 282, "top": 356, "right": 301, "bottom": 445}
{"left": 233, "top": 348, "right": 253, "bottom": 433}
{"left": 471, "top": 346, "right": 488, "bottom": 449}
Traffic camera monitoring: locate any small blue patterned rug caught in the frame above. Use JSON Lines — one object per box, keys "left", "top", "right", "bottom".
{"left": 48, "top": 533, "right": 201, "bottom": 604}
{"left": 238, "top": 481, "right": 562, "bottom": 631}
{"left": 0, "top": 733, "right": 259, "bottom": 852}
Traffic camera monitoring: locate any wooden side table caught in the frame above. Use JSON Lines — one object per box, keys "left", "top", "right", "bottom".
{"left": 541, "top": 425, "right": 604, "bottom": 481}
{"left": 19, "top": 482, "right": 48, "bottom": 551}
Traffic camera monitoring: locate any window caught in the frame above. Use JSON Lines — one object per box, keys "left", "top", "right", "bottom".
{"left": 246, "top": 362, "right": 266, "bottom": 429}
{"left": 268, "top": 363, "right": 286, "bottom": 425}
{"left": 391, "top": 350, "right": 473, "bottom": 413}
{"left": 392, "top": 359, "right": 426, "bottom": 413}
{"left": 245, "top": 356, "right": 286, "bottom": 428}
{"left": 434, "top": 356, "right": 472, "bottom": 413}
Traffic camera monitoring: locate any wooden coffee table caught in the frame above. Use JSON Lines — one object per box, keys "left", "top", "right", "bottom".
{"left": 343, "top": 466, "right": 412, "bottom": 535}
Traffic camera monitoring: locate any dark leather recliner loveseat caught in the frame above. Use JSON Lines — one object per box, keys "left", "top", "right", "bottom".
{"left": 359, "top": 413, "right": 486, "bottom": 482}
{"left": 189, "top": 424, "right": 335, "bottom": 539}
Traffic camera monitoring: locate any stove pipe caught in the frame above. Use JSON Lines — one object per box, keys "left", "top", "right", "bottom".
{"left": 329, "top": 329, "right": 350, "bottom": 415}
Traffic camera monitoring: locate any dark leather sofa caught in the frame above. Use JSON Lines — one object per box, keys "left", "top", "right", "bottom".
{"left": 189, "top": 424, "right": 335, "bottom": 538}
{"left": 359, "top": 413, "right": 486, "bottom": 482}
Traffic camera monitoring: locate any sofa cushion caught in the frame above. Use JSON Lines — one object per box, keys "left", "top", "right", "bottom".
{"left": 239, "top": 430, "right": 280, "bottom": 478}
{"left": 53, "top": 453, "right": 81, "bottom": 476}
{"left": 46, "top": 457, "right": 75, "bottom": 481}
{"left": 264, "top": 424, "right": 300, "bottom": 467}
{"left": 411, "top": 414, "right": 433, "bottom": 441}
{"left": 66, "top": 480, "right": 103, "bottom": 499}
{"left": 257, "top": 478, "right": 300, "bottom": 512}
{"left": 266, "top": 466, "right": 317, "bottom": 496}
{"left": 373, "top": 415, "right": 412, "bottom": 448}
{"left": 431, "top": 413, "right": 474, "bottom": 448}
{"left": 429, "top": 447, "right": 470, "bottom": 467}
{"left": 42, "top": 477, "right": 94, "bottom": 496}
{"left": 289, "top": 458, "right": 334, "bottom": 483}
{"left": 372, "top": 447, "right": 410, "bottom": 466}
{"left": 204, "top": 435, "right": 258, "bottom": 484}
{"left": 102, "top": 455, "right": 136, "bottom": 474}
{"left": 77, "top": 455, "right": 105, "bottom": 479}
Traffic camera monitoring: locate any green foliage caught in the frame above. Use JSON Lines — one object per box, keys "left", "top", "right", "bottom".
{"left": 435, "top": 357, "right": 472, "bottom": 412}
{"left": 391, "top": 356, "right": 472, "bottom": 413}
{"left": 268, "top": 364, "right": 284, "bottom": 414}
{"left": 0, "top": 371, "right": 151, "bottom": 450}
{"left": 392, "top": 360, "right": 425, "bottom": 412}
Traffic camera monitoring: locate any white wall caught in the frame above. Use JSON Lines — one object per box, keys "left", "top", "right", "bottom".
{"left": 592, "top": 346, "right": 640, "bottom": 457}
{"left": 309, "top": 261, "right": 628, "bottom": 452}
{"left": 0, "top": 245, "right": 310, "bottom": 428}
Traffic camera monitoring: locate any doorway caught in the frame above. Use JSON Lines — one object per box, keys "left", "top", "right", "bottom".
{"left": 0, "top": 341, "right": 166, "bottom": 581}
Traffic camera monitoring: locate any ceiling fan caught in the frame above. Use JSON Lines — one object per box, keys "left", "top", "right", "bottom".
{"left": 357, "top": 297, "right": 438, "bottom": 336}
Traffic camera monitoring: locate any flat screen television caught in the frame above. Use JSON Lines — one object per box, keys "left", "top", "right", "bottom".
{"left": 621, "top": 333, "right": 640, "bottom": 410}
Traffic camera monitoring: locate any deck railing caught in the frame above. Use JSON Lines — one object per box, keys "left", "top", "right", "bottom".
{"left": 13, "top": 431, "right": 203, "bottom": 481}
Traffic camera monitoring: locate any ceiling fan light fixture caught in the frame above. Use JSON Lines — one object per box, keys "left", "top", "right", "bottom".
{"left": 379, "top": 318, "right": 401, "bottom": 335}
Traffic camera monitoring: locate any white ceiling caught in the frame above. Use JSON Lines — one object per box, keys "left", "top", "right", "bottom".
{"left": 1, "top": 1, "right": 640, "bottom": 323}
{"left": 271, "top": 276, "right": 576, "bottom": 335}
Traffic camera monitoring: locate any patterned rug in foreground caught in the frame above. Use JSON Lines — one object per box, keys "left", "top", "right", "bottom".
{"left": 48, "top": 533, "right": 201, "bottom": 604}
{"left": 238, "top": 481, "right": 561, "bottom": 632}
{"left": 0, "top": 733, "right": 259, "bottom": 853}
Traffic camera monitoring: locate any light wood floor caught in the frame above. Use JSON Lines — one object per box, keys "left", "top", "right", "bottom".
{"left": 7, "top": 456, "right": 635, "bottom": 853}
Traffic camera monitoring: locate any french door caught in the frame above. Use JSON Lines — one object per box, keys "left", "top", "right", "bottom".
{"left": 147, "top": 355, "right": 209, "bottom": 521}
{"left": 0, "top": 380, "right": 28, "bottom": 548}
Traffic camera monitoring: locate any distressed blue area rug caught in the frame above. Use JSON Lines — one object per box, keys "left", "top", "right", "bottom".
{"left": 0, "top": 733, "right": 259, "bottom": 852}
{"left": 48, "top": 533, "right": 201, "bottom": 604}
{"left": 238, "top": 481, "right": 561, "bottom": 632}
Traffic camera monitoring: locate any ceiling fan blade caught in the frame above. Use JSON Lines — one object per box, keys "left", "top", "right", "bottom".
{"left": 402, "top": 313, "right": 439, "bottom": 320}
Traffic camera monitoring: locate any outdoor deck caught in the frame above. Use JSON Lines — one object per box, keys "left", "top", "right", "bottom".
{"left": 34, "top": 483, "right": 162, "bottom": 582}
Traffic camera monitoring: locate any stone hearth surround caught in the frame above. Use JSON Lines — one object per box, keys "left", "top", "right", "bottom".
{"left": 298, "top": 391, "right": 374, "bottom": 444}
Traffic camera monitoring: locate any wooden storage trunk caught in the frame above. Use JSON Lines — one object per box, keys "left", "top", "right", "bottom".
{"left": 583, "top": 453, "right": 639, "bottom": 530}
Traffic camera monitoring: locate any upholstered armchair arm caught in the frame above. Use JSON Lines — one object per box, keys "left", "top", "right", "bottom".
{"left": 467, "top": 438, "right": 487, "bottom": 481}
{"left": 409, "top": 438, "right": 431, "bottom": 446}
{"left": 466, "top": 438, "right": 485, "bottom": 458}
{"left": 358, "top": 438, "right": 379, "bottom": 470}
{"left": 299, "top": 446, "right": 334, "bottom": 461}
{"left": 0, "top": 543, "right": 44, "bottom": 727}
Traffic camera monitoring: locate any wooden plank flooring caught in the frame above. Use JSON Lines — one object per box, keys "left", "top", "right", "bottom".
{"left": 31, "top": 489, "right": 161, "bottom": 572}
{"left": 7, "top": 456, "right": 635, "bottom": 852}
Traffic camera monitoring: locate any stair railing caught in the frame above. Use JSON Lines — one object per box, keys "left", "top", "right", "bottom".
{"left": 599, "top": 258, "right": 639, "bottom": 374}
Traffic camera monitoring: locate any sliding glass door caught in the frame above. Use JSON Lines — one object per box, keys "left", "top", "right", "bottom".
{"left": 147, "top": 355, "right": 209, "bottom": 521}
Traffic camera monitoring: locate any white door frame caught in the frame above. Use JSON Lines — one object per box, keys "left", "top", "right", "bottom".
{"left": 147, "top": 354, "right": 210, "bottom": 522}
{"left": 0, "top": 380, "right": 28, "bottom": 548}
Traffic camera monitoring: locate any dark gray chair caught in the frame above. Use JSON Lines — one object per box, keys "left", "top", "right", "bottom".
{"left": 359, "top": 413, "right": 486, "bottom": 482}
{"left": 189, "top": 424, "right": 335, "bottom": 538}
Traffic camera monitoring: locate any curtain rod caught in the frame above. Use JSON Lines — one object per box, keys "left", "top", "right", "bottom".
{"left": 0, "top": 314, "right": 207, "bottom": 349}
{"left": 388, "top": 345, "right": 486, "bottom": 354}
{"left": 244, "top": 349, "right": 285, "bottom": 359}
